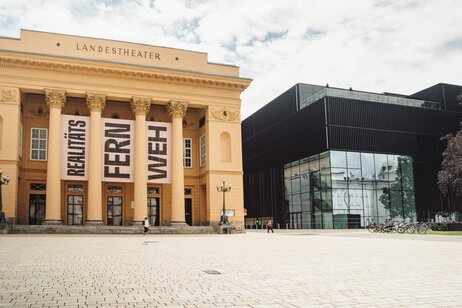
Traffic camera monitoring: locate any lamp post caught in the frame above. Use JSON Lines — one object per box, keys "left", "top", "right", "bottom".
{"left": 216, "top": 178, "right": 231, "bottom": 225}
{"left": 0, "top": 169, "right": 10, "bottom": 224}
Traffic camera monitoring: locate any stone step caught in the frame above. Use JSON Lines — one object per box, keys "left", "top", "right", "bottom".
{"left": 8, "top": 224, "right": 223, "bottom": 234}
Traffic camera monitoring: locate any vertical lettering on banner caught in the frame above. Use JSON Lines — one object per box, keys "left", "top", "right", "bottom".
{"left": 147, "top": 121, "right": 171, "bottom": 183}
{"left": 61, "top": 115, "right": 89, "bottom": 180}
{"left": 102, "top": 118, "right": 134, "bottom": 182}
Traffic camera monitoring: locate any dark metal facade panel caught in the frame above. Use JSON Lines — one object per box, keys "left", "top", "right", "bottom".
{"left": 243, "top": 99, "right": 327, "bottom": 173}
{"left": 242, "top": 86, "right": 298, "bottom": 140}
{"left": 408, "top": 83, "right": 462, "bottom": 113}
{"left": 328, "top": 126, "right": 418, "bottom": 155}
{"left": 326, "top": 96, "right": 461, "bottom": 136}
{"left": 243, "top": 166, "right": 284, "bottom": 222}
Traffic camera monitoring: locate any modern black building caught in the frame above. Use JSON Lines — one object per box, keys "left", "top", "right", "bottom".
{"left": 242, "top": 83, "right": 462, "bottom": 229}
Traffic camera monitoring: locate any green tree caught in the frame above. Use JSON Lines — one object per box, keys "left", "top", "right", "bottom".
{"left": 438, "top": 122, "right": 462, "bottom": 196}
{"left": 379, "top": 156, "right": 416, "bottom": 220}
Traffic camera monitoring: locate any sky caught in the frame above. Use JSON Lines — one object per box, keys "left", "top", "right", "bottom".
{"left": 1, "top": 0, "right": 461, "bottom": 119}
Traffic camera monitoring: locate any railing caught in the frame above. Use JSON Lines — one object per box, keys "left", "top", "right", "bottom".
{"left": 299, "top": 88, "right": 442, "bottom": 110}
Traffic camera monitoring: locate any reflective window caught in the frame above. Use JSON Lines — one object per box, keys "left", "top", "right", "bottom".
{"left": 319, "top": 152, "right": 330, "bottom": 170}
{"left": 330, "top": 151, "right": 346, "bottom": 168}
{"left": 347, "top": 152, "right": 361, "bottom": 169}
{"left": 283, "top": 150, "right": 416, "bottom": 229}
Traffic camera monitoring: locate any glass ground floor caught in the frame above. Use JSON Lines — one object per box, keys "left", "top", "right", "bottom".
{"left": 283, "top": 150, "right": 416, "bottom": 229}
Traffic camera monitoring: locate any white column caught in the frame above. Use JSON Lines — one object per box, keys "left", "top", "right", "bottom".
{"left": 131, "top": 97, "right": 151, "bottom": 224}
{"left": 86, "top": 93, "right": 106, "bottom": 224}
{"left": 44, "top": 89, "right": 66, "bottom": 224}
{"left": 167, "top": 100, "right": 188, "bottom": 225}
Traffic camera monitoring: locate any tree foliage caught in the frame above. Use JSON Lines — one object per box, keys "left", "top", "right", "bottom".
{"left": 438, "top": 122, "right": 462, "bottom": 196}
{"left": 379, "top": 156, "right": 416, "bottom": 220}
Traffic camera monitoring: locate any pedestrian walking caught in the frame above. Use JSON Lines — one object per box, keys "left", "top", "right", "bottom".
{"left": 143, "top": 217, "right": 149, "bottom": 235}
{"left": 267, "top": 219, "right": 274, "bottom": 233}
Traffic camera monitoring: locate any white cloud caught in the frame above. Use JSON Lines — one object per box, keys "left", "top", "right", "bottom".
{"left": 0, "top": 0, "right": 461, "bottom": 118}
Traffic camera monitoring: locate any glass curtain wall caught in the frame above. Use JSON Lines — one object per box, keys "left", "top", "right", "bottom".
{"left": 283, "top": 151, "right": 416, "bottom": 229}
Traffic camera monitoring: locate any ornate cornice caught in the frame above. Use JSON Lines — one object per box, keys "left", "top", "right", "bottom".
{"left": 167, "top": 101, "right": 188, "bottom": 119}
{"left": 44, "top": 88, "right": 66, "bottom": 109}
{"left": 0, "top": 56, "right": 251, "bottom": 91}
{"left": 131, "top": 97, "right": 151, "bottom": 116}
{"left": 210, "top": 106, "right": 240, "bottom": 122}
{"left": 86, "top": 93, "right": 106, "bottom": 112}
{"left": 0, "top": 88, "right": 17, "bottom": 102}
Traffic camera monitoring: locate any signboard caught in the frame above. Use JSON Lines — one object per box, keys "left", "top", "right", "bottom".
{"left": 61, "top": 115, "right": 171, "bottom": 183}
{"left": 101, "top": 118, "right": 135, "bottom": 182}
{"left": 147, "top": 122, "right": 171, "bottom": 183}
{"left": 61, "top": 115, "right": 89, "bottom": 180}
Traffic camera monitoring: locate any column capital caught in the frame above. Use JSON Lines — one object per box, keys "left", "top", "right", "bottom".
{"left": 86, "top": 93, "right": 106, "bottom": 112}
{"left": 167, "top": 100, "right": 188, "bottom": 119}
{"left": 131, "top": 97, "right": 151, "bottom": 116}
{"left": 45, "top": 88, "right": 66, "bottom": 110}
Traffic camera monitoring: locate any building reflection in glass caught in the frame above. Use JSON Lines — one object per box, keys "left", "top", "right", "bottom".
{"left": 283, "top": 151, "right": 416, "bottom": 229}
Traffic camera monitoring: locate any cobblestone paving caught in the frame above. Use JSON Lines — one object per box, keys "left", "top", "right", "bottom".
{"left": 1, "top": 230, "right": 461, "bottom": 307}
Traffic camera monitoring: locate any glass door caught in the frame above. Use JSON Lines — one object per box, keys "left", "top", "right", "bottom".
{"left": 29, "top": 194, "right": 46, "bottom": 225}
{"left": 185, "top": 199, "right": 192, "bottom": 226}
{"left": 147, "top": 197, "right": 160, "bottom": 226}
{"left": 67, "top": 195, "right": 83, "bottom": 225}
{"left": 107, "top": 196, "right": 122, "bottom": 226}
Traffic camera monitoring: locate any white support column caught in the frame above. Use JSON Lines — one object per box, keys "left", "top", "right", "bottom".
{"left": 167, "top": 100, "right": 188, "bottom": 225}
{"left": 86, "top": 93, "right": 106, "bottom": 224}
{"left": 131, "top": 97, "right": 151, "bottom": 224}
{"left": 44, "top": 89, "right": 66, "bottom": 224}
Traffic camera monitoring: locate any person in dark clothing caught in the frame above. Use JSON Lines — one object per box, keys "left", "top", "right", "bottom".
{"left": 267, "top": 219, "right": 274, "bottom": 233}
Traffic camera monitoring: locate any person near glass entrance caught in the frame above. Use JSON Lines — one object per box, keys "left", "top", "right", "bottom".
{"left": 267, "top": 219, "right": 274, "bottom": 233}
{"left": 143, "top": 217, "right": 150, "bottom": 235}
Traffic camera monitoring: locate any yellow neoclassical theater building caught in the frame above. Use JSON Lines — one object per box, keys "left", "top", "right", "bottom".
{"left": 0, "top": 30, "right": 251, "bottom": 229}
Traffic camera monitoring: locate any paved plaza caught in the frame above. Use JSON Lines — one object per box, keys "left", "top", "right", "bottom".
{"left": 0, "top": 230, "right": 461, "bottom": 308}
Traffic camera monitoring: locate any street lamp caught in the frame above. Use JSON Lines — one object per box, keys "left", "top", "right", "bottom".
{"left": 0, "top": 169, "right": 10, "bottom": 223}
{"left": 216, "top": 178, "right": 231, "bottom": 225}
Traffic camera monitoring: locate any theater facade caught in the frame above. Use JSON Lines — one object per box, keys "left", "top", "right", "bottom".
{"left": 243, "top": 83, "right": 462, "bottom": 229}
{"left": 0, "top": 30, "right": 251, "bottom": 228}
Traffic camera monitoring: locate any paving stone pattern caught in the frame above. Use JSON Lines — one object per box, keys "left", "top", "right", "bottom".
{"left": 0, "top": 230, "right": 461, "bottom": 307}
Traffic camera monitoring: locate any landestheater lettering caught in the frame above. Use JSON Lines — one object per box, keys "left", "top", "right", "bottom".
{"left": 76, "top": 42, "right": 161, "bottom": 60}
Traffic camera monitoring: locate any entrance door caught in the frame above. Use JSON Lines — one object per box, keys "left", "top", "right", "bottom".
{"left": 29, "top": 194, "right": 46, "bottom": 225}
{"left": 185, "top": 199, "right": 192, "bottom": 226}
{"left": 289, "top": 212, "right": 301, "bottom": 229}
{"left": 107, "top": 196, "right": 122, "bottom": 226}
{"left": 67, "top": 195, "right": 83, "bottom": 225}
{"left": 147, "top": 197, "right": 160, "bottom": 226}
